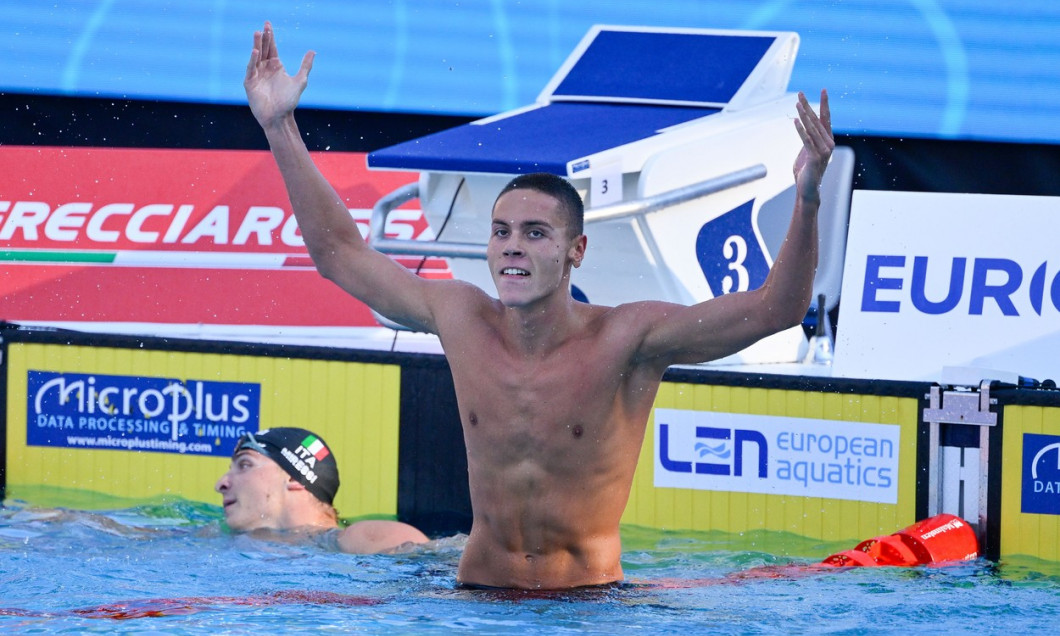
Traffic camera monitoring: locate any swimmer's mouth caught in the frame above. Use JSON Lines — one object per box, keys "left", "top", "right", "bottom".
{"left": 501, "top": 268, "right": 529, "bottom": 276}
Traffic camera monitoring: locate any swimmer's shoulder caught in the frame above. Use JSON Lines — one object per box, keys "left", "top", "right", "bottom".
{"left": 335, "top": 519, "right": 430, "bottom": 554}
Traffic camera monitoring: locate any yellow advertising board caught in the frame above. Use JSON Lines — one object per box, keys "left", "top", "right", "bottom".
{"left": 1000, "top": 404, "right": 1060, "bottom": 562}
{"left": 5, "top": 341, "right": 402, "bottom": 520}
{"left": 624, "top": 380, "right": 920, "bottom": 550}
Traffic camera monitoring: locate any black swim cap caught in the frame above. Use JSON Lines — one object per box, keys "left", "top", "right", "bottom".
{"left": 234, "top": 427, "right": 340, "bottom": 505}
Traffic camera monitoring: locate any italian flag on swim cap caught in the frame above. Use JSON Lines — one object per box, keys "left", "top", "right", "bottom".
{"left": 301, "top": 435, "right": 330, "bottom": 461}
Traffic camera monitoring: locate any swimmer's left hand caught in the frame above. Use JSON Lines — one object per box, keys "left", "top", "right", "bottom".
{"left": 793, "top": 89, "right": 834, "bottom": 205}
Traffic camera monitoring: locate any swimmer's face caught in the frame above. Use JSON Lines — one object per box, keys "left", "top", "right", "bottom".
{"left": 214, "top": 450, "right": 290, "bottom": 532}
{"left": 488, "top": 188, "right": 585, "bottom": 309}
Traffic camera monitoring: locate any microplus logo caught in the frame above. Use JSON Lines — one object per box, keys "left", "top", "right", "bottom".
{"left": 861, "top": 255, "right": 1059, "bottom": 317}
{"left": 654, "top": 409, "right": 900, "bottom": 504}
{"left": 28, "top": 370, "right": 261, "bottom": 457}
{"left": 1021, "top": 433, "right": 1060, "bottom": 515}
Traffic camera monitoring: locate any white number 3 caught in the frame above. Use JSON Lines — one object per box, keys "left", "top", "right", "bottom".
{"left": 721, "top": 234, "right": 749, "bottom": 294}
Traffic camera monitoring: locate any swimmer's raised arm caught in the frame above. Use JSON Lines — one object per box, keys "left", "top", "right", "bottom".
{"left": 244, "top": 21, "right": 442, "bottom": 333}
{"left": 634, "top": 90, "right": 834, "bottom": 366}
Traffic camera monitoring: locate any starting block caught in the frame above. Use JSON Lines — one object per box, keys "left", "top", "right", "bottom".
{"left": 367, "top": 25, "right": 853, "bottom": 365}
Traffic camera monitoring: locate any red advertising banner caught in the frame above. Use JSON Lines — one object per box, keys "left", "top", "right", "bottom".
{"left": 0, "top": 146, "right": 447, "bottom": 327}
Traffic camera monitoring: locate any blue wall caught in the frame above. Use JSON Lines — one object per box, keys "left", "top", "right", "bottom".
{"left": 4, "top": 1, "right": 1059, "bottom": 144}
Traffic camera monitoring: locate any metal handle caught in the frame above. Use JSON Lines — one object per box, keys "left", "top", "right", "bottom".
{"left": 369, "top": 182, "right": 487, "bottom": 258}
{"left": 368, "top": 164, "right": 767, "bottom": 259}
{"left": 583, "top": 164, "right": 767, "bottom": 223}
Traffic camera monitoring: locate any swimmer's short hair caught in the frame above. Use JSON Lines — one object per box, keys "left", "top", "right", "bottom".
{"left": 497, "top": 172, "right": 584, "bottom": 239}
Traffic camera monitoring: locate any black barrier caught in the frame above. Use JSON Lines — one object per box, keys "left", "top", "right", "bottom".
{"left": 398, "top": 358, "right": 471, "bottom": 536}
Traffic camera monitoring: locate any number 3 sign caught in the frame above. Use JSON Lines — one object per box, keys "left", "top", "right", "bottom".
{"left": 695, "top": 201, "right": 770, "bottom": 296}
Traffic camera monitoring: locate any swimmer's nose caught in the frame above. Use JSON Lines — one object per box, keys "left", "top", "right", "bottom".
{"left": 214, "top": 472, "right": 230, "bottom": 493}
{"left": 500, "top": 231, "right": 526, "bottom": 256}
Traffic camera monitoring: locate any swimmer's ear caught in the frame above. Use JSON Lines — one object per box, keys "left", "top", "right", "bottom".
{"left": 285, "top": 478, "right": 308, "bottom": 492}
{"left": 569, "top": 234, "right": 587, "bottom": 267}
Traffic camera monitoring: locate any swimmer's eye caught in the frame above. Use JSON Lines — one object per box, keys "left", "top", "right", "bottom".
{"left": 492, "top": 227, "right": 510, "bottom": 238}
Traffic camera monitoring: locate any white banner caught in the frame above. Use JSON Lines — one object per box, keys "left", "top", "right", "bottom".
{"left": 653, "top": 409, "right": 900, "bottom": 504}
{"left": 833, "top": 191, "right": 1060, "bottom": 383}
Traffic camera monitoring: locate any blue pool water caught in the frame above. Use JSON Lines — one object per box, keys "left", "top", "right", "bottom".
{"left": 2, "top": 502, "right": 1059, "bottom": 634}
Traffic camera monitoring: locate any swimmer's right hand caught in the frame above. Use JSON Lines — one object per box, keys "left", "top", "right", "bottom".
{"left": 244, "top": 21, "right": 316, "bottom": 129}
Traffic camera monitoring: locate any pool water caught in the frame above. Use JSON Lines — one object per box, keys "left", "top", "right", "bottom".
{"left": 2, "top": 502, "right": 1059, "bottom": 634}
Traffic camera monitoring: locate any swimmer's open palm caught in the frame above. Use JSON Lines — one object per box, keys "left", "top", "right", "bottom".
{"left": 793, "top": 89, "right": 834, "bottom": 204}
{"left": 244, "top": 21, "right": 315, "bottom": 129}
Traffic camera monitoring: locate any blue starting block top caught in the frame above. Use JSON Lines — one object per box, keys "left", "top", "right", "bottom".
{"left": 367, "top": 102, "right": 718, "bottom": 176}
{"left": 367, "top": 27, "right": 787, "bottom": 177}
{"left": 548, "top": 29, "right": 775, "bottom": 105}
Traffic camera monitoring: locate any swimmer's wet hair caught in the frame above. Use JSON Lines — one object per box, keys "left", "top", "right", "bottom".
{"left": 497, "top": 172, "right": 584, "bottom": 238}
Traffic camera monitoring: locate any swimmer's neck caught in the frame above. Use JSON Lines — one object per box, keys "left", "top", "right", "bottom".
{"left": 243, "top": 523, "right": 337, "bottom": 542}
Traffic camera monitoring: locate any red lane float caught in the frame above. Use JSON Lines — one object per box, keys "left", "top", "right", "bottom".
{"left": 821, "top": 513, "right": 978, "bottom": 567}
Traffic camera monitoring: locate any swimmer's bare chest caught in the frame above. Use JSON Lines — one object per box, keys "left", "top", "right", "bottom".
{"left": 449, "top": 324, "right": 658, "bottom": 477}
{"left": 461, "top": 324, "right": 617, "bottom": 408}
{"left": 442, "top": 315, "right": 661, "bottom": 588}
